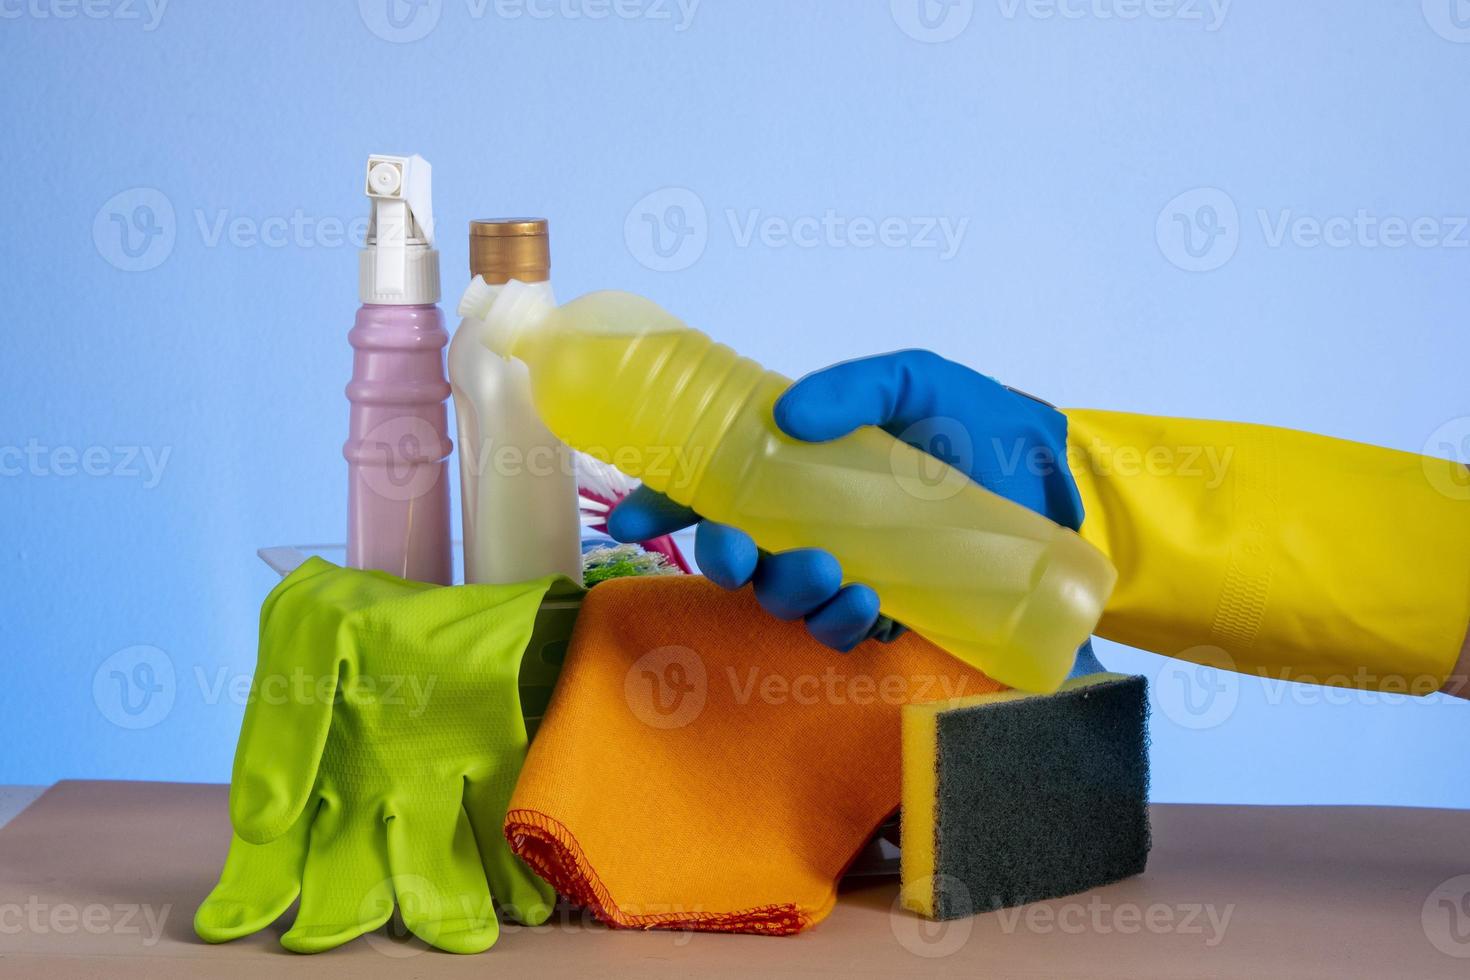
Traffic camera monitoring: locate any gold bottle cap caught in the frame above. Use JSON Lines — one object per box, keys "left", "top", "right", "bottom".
{"left": 469, "top": 218, "right": 551, "bottom": 284}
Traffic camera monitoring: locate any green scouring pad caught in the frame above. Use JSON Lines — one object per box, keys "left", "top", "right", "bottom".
{"left": 900, "top": 672, "right": 1150, "bottom": 920}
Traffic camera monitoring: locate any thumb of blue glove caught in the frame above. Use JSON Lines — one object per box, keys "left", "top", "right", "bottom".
{"left": 609, "top": 350, "right": 1087, "bottom": 657}
{"left": 771, "top": 349, "right": 1082, "bottom": 530}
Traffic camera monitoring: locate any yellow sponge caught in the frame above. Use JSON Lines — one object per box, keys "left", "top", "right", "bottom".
{"left": 900, "top": 673, "right": 1150, "bottom": 920}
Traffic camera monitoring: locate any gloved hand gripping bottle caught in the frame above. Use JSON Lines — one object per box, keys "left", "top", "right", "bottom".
{"left": 448, "top": 220, "right": 582, "bottom": 586}
{"left": 459, "top": 282, "right": 1117, "bottom": 692}
{"left": 344, "top": 154, "right": 453, "bottom": 585}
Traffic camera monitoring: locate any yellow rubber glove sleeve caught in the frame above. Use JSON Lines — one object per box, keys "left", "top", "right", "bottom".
{"left": 1065, "top": 409, "right": 1470, "bottom": 691}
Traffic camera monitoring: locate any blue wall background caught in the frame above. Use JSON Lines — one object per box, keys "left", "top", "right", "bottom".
{"left": 3, "top": 0, "right": 1468, "bottom": 805}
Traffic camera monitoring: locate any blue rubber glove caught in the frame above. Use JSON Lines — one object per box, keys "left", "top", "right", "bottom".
{"left": 608, "top": 350, "right": 1097, "bottom": 668}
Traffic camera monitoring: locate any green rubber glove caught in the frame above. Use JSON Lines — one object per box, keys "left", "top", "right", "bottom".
{"left": 194, "top": 558, "right": 571, "bottom": 954}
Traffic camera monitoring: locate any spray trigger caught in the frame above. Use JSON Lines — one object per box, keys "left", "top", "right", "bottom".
{"left": 364, "top": 153, "right": 435, "bottom": 299}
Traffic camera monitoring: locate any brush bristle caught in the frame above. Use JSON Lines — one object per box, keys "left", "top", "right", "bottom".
{"left": 581, "top": 543, "right": 680, "bottom": 585}
{"left": 574, "top": 453, "right": 639, "bottom": 502}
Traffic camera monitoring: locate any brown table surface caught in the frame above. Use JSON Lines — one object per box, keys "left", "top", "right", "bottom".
{"left": 1, "top": 781, "right": 1468, "bottom": 978}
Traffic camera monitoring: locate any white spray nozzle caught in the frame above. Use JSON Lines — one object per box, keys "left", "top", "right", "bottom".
{"left": 360, "top": 152, "right": 439, "bottom": 304}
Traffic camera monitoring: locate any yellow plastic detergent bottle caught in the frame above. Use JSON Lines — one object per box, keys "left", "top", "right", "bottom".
{"left": 458, "top": 279, "right": 1116, "bottom": 692}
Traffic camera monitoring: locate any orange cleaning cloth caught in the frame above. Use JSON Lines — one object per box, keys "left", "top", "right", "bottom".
{"left": 504, "top": 575, "right": 1004, "bottom": 935}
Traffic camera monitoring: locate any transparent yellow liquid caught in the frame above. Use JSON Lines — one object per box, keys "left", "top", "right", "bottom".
{"left": 507, "top": 290, "right": 1116, "bottom": 691}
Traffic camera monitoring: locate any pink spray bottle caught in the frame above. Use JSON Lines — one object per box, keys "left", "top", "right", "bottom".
{"left": 344, "top": 153, "right": 453, "bottom": 584}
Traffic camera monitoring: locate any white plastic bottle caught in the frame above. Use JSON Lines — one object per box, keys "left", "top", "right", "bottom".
{"left": 448, "top": 219, "right": 582, "bottom": 585}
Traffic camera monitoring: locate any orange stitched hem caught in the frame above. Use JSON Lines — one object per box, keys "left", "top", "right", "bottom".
{"left": 505, "top": 808, "right": 811, "bottom": 936}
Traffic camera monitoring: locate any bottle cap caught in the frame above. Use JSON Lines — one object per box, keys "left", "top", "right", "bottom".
{"left": 469, "top": 218, "right": 550, "bottom": 284}
{"left": 359, "top": 153, "right": 441, "bottom": 304}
